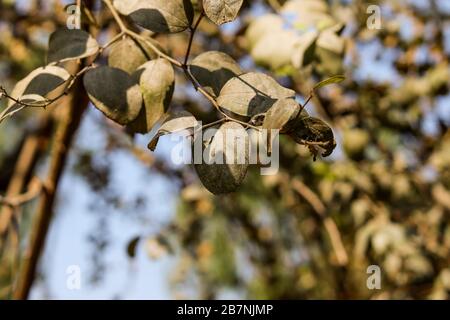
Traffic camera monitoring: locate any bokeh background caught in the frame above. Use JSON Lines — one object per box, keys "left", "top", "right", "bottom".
{"left": 0, "top": 0, "right": 449, "bottom": 299}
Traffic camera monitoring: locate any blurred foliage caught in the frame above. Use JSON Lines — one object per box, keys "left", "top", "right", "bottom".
{"left": 0, "top": 0, "right": 450, "bottom": 300}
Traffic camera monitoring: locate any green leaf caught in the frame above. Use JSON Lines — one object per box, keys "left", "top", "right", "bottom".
{"left": 203, "top": 0, "right": 243, "bottom": 25}
{"left": 190, "top": 51, "right": 242, "bottom": 97}
{"left": 108, "top": 37, "right": 154, "bottom": 74}
{"left": 83, "top": 66, "right": 143, "bottom": 125}
{"left": 194, "top": 121, "right": 249, "bottom": 195}
{"left": 128, "top": 59, "right": 175, "bottom": 134}
{"left": 113, "top": 0, "right": 194, "bottom": 33}
{"left": 148, "top": 111, "right": 199, "bottom": 151}
{"left": 217, "top": 72, "right": 296, "bottom": 117}
{"left": 313, "top": 75, "right": 345, "bottom": 90}
{"left": 47, "top": 29, "right": 99, "bottom": 63}
{"left": 0, "top": 66, "right": 71, "bottom": 123}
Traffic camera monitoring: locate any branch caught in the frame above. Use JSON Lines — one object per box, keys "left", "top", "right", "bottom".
{"left": 101, "top": 2, "right": 258, "bottom": 129}
{"left": 184, "top": 12, "right": 204, "bottom": 66}
{"left": 12, "top": 0, "right": 96, "bottom": 298}
{"left": 291, "top": 178, "right": 348, "bottom": 266}
{"left": 0, "top": 178, "right": 43, "bottom": 208}
{"left": 0, "top": 115, "right": 53, "bottom": 259}
{"left": 13, "top": 73, "right": 90, "bottom": 299}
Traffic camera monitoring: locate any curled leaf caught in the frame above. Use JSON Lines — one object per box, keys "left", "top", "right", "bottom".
{"left": 127, "top": 236, "right": 141, "bottom": 259}
{"left": 288, "top": 116, "right": 336, "bottom": 158}
{"left": 148, "top": 111, "right": 199, "bottom": 151}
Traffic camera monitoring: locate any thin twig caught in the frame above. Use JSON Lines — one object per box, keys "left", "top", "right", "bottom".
{"left": 103, "top": 0, "right": 127, "bottom": 32}
{"left": 0, "top": 178, "right": 43, "bottom": 208}
{"left": 291, "top": 178, "right": 348, "bottom": 266}
{"left": 184, "top": 12, "right": 204, "bottom": 66}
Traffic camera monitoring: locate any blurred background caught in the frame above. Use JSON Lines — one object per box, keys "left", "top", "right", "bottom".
{"left": 0, "top": 0, "right": 449, "bottom": 299}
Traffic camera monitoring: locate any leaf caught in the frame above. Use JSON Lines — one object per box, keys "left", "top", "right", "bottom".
{"left": 316, "top": 26, "right": 345, "bottom": 54}
{"left": 47, "top": 29, "right": 99, "bottom": 63}
{"left": 203, "top": 0, "right": 243, "bottom": 25}
{"left": 113, "top": 0, "right": 194, "bottom": 33}
{"left": 194, "top": 121, "right": 249, "bottom": 194}
{"left": 291, "top": 30, "right": 318, "bottom": 68}
{"left": 250, "top": 30, "right": 301, "bottom": 70}
{"left": 288, "top": 116, "right": 336, "bottom": 157}
{"left": 217, "top": 72, "right": 296, "bottom": 117}
{"left": 263, "top": 98, "right": 300, "bottom": 132}
{"left": 83, "top": 66, "right": 143, "bottom": 125}
{"left": 245, "top": 14, "right": 284, "bottom": 49}
{"left": 148, "top": 111, "right": 199, "bottom": 151}
{"left": 108, "top": 37, "right": 154, "bottom": 74}
{"left": 280, "top": 0, "right": 335, "bottom": 31}
{"left": 127, "top": 236, "right": 141, "bottom": 259}
{"left": 128, "top": 59, "right": 175, "bottom": 134}
{"left": 314, "top": 75, "right": 345, "bottom": 90}
{"left": 0, "top": 66, "right": 71, "bottom": 123}
{"left": 190, "top": 51, "right": 242, "bottom": 97}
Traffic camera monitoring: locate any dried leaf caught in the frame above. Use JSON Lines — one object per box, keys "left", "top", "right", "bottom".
{"left": 203, "top": 0, "right": 243, "bottom": 25}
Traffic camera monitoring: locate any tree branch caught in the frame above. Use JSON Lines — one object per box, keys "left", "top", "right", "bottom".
{"left": 13, "top": 74, "right": 89, "bottom": 300}
{"left": 291, "top": 178, "right": 348, "bottom": 266}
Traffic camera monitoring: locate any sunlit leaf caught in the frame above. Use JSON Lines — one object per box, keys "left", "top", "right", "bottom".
{"left": 217, "top": 72, "right": 296, "bottom": 117}
{"left": 108, "top": 37, "right": 154, "bottom": 74}
{"left": 263, "top": 98, "right": 300, "bottom": 132}
{"left": 83, "top": 66, "right": 143, "bottom": 125}
{"left": 0, "top": 66, "right": 70, "bottom": 123}
{"left": 190, "top": 51, "right": 242, "bottom": 97}
{"left": 47, "top": 29, "right": 99, "bottom": 63}
{"left": 203, "top": 0, "right": 243, "bottom": 25}
{"left": 314, "top": 75, "right": 345, "bottom": 90}
{"left": 148, "top": 111, "right": 199, "bottom": 151}
{"left": 128, "top": 59, "right": 175, "bottom": 134}
{"left": 113, "top": 0, "right": 194, "bottom": 33}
